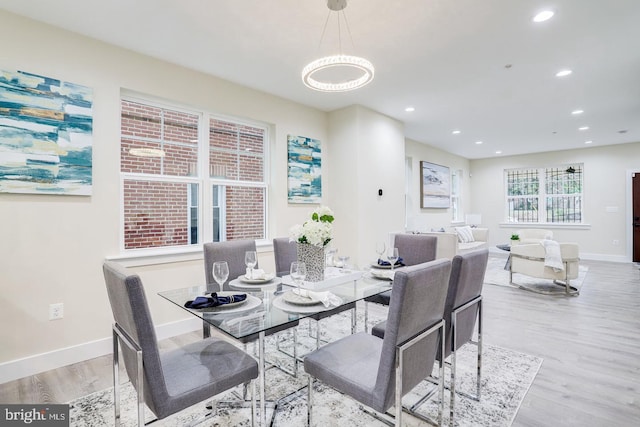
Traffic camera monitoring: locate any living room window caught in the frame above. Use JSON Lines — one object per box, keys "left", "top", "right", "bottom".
{"left": 451, "top": 169, "right": 462, "bottom": 222}
{"left": 505, "top": 165, "right": 583, "bottom": 224}
{"left": 120, "top": 96, "right": 267, "bottom": 252}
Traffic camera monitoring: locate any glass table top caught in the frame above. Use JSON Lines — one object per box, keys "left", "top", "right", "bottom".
{"left": 158, "top": 274, "right": 392, "bottom": 340}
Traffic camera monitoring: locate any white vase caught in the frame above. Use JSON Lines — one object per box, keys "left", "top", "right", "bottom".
{"left": 296, "top": 243, "right": 326, "bottom": 282}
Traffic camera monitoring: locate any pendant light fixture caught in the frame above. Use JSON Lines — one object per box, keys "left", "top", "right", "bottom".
{"left": 302, "top": 0, "right": 374, "bottom": 92}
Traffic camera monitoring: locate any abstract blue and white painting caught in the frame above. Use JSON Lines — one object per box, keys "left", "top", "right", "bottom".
{"left": 0, "top": 70, "right": 93, "bottom": 195}
{"left": 287, "top": 135, "right": 321, "bottom": 203}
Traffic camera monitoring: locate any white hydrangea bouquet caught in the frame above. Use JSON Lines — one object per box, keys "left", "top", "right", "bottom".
{"left": 289, "top": 206, "right": 335, "bottom": 247}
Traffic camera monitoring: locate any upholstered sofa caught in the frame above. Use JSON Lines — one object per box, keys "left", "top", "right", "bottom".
{"left": 411, "top": 227, "right": 489, "bottom": 259}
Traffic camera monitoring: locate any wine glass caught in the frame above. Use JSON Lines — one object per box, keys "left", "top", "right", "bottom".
{"left": 387, "top": 247, "right": 399, "bottom": 271}
{"left": 244, "top": 251, "right": 257, "bottom": 279}
{"left": 290, "top": 261, "right": 307, "bottom": 295}
{"left": 338, "top": 255, "right": 350, "bottom": 270}
{"left": 212, "top": 261, "right": 229, "bottom": 290}
{"left": 375, "top": 241, "right": 386, "bottom": 263}
{"left": 326, "top": 247, "right": 338, "bottom": 267}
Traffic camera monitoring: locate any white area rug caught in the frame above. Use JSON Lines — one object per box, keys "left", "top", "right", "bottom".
{"left": 484, "top": 255, "right": 588, "bottom": 295}
{"left": 69, "top": 308, "right": 542, "bottom": 426}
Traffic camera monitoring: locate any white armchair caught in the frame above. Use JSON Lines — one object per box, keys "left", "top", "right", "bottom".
{"left": 510, "top": 242, "right": 580, "bottom": 295}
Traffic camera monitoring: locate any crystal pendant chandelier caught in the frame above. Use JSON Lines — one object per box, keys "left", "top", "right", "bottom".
{"left": 302, "top": 0, "right": 374, "bottom": 92}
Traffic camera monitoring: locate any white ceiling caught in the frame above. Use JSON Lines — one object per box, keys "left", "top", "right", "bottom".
{"left": 2, "top": 0, "right": 639, "bottom": 159}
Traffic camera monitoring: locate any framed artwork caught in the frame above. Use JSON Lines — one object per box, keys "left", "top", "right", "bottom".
{"left": 420, "top": 161, "right": 450, "bottom": 208}
{"left": 287, "top": 134, "right": 321, "bottom": 203}
{"left": 0, "top": 70, "right": 93, "bottom": 195}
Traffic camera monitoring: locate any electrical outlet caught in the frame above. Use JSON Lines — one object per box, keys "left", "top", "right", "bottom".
{"left": 49, "top": 303, "right": 64, "bottom": 320}
{"left": 612, "top": 239, "right": 620, "bottom": 246}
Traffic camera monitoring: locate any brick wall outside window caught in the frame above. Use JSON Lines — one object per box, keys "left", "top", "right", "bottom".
{"left": 123, "top": 180, "right": 190, "bottom": 249}
{"left": 121, "top": 98, "right": 267, "bottom": 251}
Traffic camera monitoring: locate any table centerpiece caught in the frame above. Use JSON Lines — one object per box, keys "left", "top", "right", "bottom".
{"left": 289, "top": 206, "right": 334, "bottom": 282}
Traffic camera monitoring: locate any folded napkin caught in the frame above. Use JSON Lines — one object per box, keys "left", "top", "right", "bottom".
{"left": 245, "top": 268, "right": 269, "bottom": 279}
{"left": 541, "top": 239, "right": 564, "bottom": 272}
{"left": 293, "top": 289, "right": 342, "bottom": 308}
{"left": 370, "top": 269, "right": 395, "bottom": 281}
{"left": 377, "top": 257, "right": 405, "bottom": 267}
{"left": 184, "top": 292, "right": 247, "bottom": 309}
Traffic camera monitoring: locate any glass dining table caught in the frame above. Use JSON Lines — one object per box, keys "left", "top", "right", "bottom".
{"left": 158, "top": 271, "right": 392, "bottom": 426}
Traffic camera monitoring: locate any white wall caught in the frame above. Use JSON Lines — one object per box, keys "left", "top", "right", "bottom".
{"left": 470, "top": 142, "right": 640, "bottom": 261}
{"left": 405, "top": 139, "right": 471, "bottom": 231}
{"left": 327, "top": 106, "right": 406, "bottom": 266}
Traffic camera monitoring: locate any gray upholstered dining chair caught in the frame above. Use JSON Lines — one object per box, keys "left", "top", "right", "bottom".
{"left": 372, "top": 248, "right": 489, "bottom": 424}
{"left": 204, "top": 240, "right": 257, "bottom": 290}
{"left": 103, "top": 261, "right": 258, "bottom": 427}
{"left": 273, "top": 237, "right": 297, "bottom": 278}
{"left": 272, "top": 237, "right": 357, "bottom": 351}
{"left": 204, "top": 239, "right": 299, "bottom": 377}
{"left": 364, "top": 233, "right": 438, "bottom": 331}
{"left": 304, "top": 259, "right": 452, "bottom": 426}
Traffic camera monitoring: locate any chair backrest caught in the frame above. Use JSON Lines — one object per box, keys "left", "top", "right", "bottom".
{"left": 203, "top": 240, "right": 257, "bottom": 289}
{"left": 393, "top": 234, "right": 438, "bottom": 266}
{"left": 516, "top": 228, "right": 553, "bottom": 244}
{"left": 273, "top": 237, "right": 297, "bottom": 277}
{"left": 443, "top": 248, "right": 489, "bottom": 356}
{"left": 372, "top": 258, "right": 452, "bottom": 411}
{"left": 102, "top": 261, "right": 166, "bottom": 415}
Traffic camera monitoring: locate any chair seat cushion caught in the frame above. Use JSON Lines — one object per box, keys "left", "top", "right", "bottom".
{"left": 304, "top": 332, "right": 383, "bottom": 412}
{"left": 234, "top": 319, "right": 300, "bottom": 344}
{"left": 364, "top": 290, "right": 391, "bottom": 306}
{"left": 311, "top": 301, "right": 356, "bottom": 321}
{"left": 158, "top": 337, "right": 258, "bottom": 417}
{"left": 370, "top": 320, "right": 387, "bottom": 339}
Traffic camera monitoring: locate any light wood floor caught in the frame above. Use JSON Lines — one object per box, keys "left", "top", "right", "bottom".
{"left": 1, "top": 256, "right": 639, "bottom": 426}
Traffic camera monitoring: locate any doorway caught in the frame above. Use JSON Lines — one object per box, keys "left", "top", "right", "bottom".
{"left": 633, "top": 173, "right": 640, "bottom": 262}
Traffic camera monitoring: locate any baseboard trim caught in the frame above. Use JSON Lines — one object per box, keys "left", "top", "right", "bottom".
{"left": 0, "top": 317, "right": 201, "bottom": 385}
{"left": 578, "top": 252, "right": 628, "bottom": 263}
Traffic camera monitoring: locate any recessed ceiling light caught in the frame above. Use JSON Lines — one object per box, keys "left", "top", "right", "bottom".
{"left": 452, "top": 130, "right": 461, "bottom": 135}
{"left": 556, "top": 69, "right": 572, "bottom": 77}
{"left": 475, "top": 141, "right": 483, "bottom": 145}
{"left": 495, "top": 150, "right": 502, "bottom": 154}
{"left": 405, "top": 106, "right": 415, "bottom": 112}
{"left": 571, "top": 109, "right": 584, "bottom": 115}
{"left": 579, "top": 126, "right": 590, "bottom": 131}
{"left": 585, "top": 141, "right": 593, "bottom": 144}
{"left": 533, "top": 10, "right": 554, "bottom": 22}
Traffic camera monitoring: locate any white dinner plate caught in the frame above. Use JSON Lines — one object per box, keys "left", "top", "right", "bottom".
{"left": 272, "top": 295, "right": 333, "bottom": 314}
{"left": 238, "top": 273, "right": 276, "bottom": 284}
{"left": 283, "top": 290, "right": 323, "bottom": 306}
{"left": 370, "top": 262, "right": 401, "bottom": 270}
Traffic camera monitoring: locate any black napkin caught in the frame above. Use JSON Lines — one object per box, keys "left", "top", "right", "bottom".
{"left": 377, "top": 257, "right": 405, "bottom": 267}
{"left": 184, "top": 292, "right": 247, "bottom": 309}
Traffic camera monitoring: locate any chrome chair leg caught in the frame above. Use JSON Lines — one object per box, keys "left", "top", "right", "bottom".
{"left": 364, "top": 301, "right": 369, "bottom": 332}
{"left": 307, "top": 376, "right": 313, "bottom": 426}
{"left": 113, "top": 328, "right": 120, "bottom": 427}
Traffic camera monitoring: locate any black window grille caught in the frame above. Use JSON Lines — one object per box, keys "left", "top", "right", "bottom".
{"left": 505, "top": 165, "right": 583, "bottom": 224}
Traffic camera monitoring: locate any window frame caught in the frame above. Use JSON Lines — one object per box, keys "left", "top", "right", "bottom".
{"left": 450, "top": 168, "right": 463, "bottom": 223}
{"left": 118, "top": 93, "right": 269, "bottom": 258}
{"left": 504, "top": 164, "right": 584, "bottom": 225}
